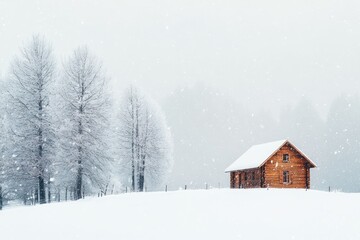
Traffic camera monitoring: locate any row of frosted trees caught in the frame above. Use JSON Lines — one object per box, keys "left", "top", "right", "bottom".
{"left": 0, "top": 36, "right": 172, "bottom": 210}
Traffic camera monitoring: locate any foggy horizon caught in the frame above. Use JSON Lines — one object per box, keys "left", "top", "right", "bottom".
{"left": 1, "top": 0, "right": 360, "bottom": 117}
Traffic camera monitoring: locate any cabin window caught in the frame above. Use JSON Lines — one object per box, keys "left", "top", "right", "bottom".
{"left": 252, "top": 172, "right": 255, "bottom": 181}
{"left": 283, "top": 154, "right": 289, "bottom": 163}
{"left": 283, "top": 171, "right": 290, "bottom": 183}
{"left": 245, "top": 172, "right": 248, "bottom": 181}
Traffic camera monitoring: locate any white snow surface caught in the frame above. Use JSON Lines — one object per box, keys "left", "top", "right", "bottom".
{"left": 0, "top": 189, "right": 359, "bottom": 240}
{"left": 225, "top": 139, "right": 288, "bottom": 172}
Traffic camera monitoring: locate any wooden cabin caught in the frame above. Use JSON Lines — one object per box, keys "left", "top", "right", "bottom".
{"left": 225, "top": 140, "right": 317, "bottom": 189}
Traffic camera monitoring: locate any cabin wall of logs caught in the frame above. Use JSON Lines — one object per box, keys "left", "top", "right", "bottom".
{"left": 230, "top": 168, "right": 262, "bottom": 188}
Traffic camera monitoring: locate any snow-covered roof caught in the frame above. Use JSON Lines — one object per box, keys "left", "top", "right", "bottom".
{"left": 225, "top": 139, "right": 316, "bottom": 172}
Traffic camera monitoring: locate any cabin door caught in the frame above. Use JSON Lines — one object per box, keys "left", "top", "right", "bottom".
{"left": 238, "top": 172, "right": 242, "bottom": 188}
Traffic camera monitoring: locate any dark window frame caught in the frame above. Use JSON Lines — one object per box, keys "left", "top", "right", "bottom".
{"left": 283, "top": 171, "right": 290, "bottom": 183}
{"left": 283, "top": 154, "right": 290, "bottom": 163}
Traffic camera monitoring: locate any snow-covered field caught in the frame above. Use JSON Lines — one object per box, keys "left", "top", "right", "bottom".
{"left": 0, "top": 189, "right": 359, "bottom": 240}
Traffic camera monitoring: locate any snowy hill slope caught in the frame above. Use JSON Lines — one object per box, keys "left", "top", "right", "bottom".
{"left": 0, "top": 189, "right": 359, "bottom": 240}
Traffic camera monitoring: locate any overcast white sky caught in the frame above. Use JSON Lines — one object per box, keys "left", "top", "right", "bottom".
{"left": 1, "top": 0, "right": 360, "bottom": 116}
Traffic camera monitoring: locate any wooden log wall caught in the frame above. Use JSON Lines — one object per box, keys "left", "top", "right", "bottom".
{"left": 263, "top": 143, "right": 310, "bottom": 189}
{"left": 229, "top": 168, "right": 262, "bottom": 189}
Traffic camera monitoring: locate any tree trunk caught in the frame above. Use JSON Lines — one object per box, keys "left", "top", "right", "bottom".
{"left": 39, "top": 175, "right": 46, "bottom": 204}
{"left": 75, "top": 163, "right": 83, "bottom": 200}
{"left": 135, "top": 104, "right": 141, "bottom": 192}
{"left": 57, "top": 189, "right": 61, "bottom": 202}
{"left": 65, "top": 187, "right": 68, "bottom": 201}
{"left": 138, "top": 156, "right": 145, "bottom": 192}
{"left": 131, "top": 101, "right": 136, "bottom": 192}
{"left": 76, "top": 95, "right": 84, "bottom": 200}
{"left": 34, "top": 188, "right": 39, "bottom": 204}
{"left": 38, "top": 89, "right": 46, "bottom": 205}
{"left": 138, "top": 109, "right": 149, "bottom": 192}
{"left": 70, "top": 187, "right": 73, "bottom": 200}
{"left": 38, "top": 143, "right": 46, "bottom": 204}
{"left": 131, "top": 150, "right": 135, "bottom": 191}
{"left": 0, "top": 185, "right": 3, "bottom": 210}
{"left": 138, "top": 172, "right": 144, "bottom": 191}
{"left": 48, "top": 184, "right": 51, "bottom": 203}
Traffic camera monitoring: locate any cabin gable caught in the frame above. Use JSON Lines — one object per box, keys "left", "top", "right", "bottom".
{"left": 263, "top": 142, "right": 310, "bottom": 188}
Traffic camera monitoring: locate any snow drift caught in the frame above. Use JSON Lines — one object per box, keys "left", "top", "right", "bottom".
{"left": 0, "top": 189, "right": 359, "bottom": 240}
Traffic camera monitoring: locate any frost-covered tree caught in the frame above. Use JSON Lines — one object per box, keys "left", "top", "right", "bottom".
{"left": 0, "top": 124, "right": 4, "bottom": 209}
{"left": 117, "top": 86, "right": 173, "bottom": 192}
{"left": 57, "top": 47, "right": 112, "bottom": 200}
{"left": 0, "top": 85, "right": 4, "bottom": 210}
{"left": 0, "top": 102, "right": 8, "bottom": 209}
{"left": 0, "top": 112, "right": 17, "bottom": 208}
{"left": 6, "top": 35, "right": 56, "bottom": 204}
